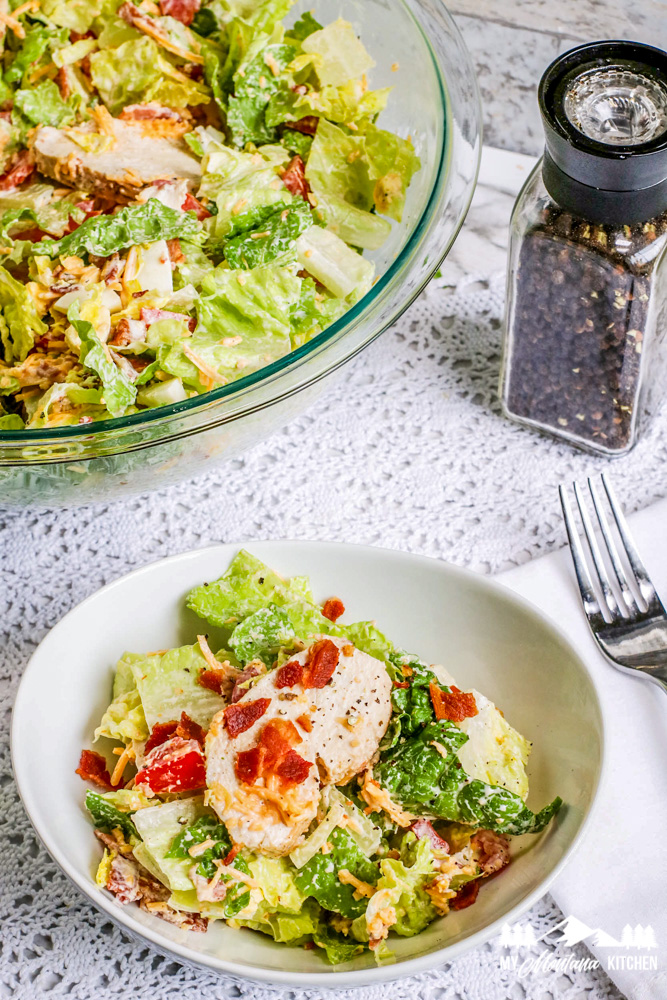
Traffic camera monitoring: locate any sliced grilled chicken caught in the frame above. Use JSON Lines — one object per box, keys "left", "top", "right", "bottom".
{"left": 32, "top": 119, "right": 201, "bottom": 202}
{"left": 206, "top": 635, "right": 392, "bottom": 856}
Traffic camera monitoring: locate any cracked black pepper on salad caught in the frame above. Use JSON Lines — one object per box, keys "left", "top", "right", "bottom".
{"left": 0, "top": 0, "right": 421, "bottom": 430}
{"left": 77, "top": 550, "right": 562, "bottom": 965}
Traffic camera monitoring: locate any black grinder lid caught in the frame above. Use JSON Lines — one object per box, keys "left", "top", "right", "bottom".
{"left": 539, "top": 41, "right": 667, "bottom": 224}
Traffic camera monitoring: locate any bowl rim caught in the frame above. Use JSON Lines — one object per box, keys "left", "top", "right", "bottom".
{"left": 11, "top": 539, "right": 606, "bottom": 988}
{"left": 0, "top": 0, "right": 480, "bottom": 449}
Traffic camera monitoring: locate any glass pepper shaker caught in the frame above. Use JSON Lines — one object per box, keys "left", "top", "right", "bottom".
{"left": 500, "top": 41, "right": 667, "bottom": 455}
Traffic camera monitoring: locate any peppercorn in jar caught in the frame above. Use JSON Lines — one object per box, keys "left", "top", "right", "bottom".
{"left": 501, "top": 41, "right": 667, "bottom": 455}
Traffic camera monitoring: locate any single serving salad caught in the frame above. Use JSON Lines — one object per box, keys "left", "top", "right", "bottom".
{"left": 77, "top": 550, "right": 562, "bottom": 965}
{"left": 0, "top": 0, "right": 420, "bottom": 431}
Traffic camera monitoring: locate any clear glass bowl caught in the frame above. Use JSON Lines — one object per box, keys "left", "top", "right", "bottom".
{"left": 0, "top": 0, "right": 481, "bottom": 507}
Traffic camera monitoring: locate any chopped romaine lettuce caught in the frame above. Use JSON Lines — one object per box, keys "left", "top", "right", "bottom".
{"left": 89, "top": 38, "right": 162, "bottom": 114}
{"left": 85, "top": 790, "right": 138, "bottom": 839}
{"left": 222, "top": 199, "right": 314, "bottom": 269}
{"left": 132, "top": 799, "right": 200, "bottom": 891}
{"left": 227, "top": 42, "right": 295, "bottom": 147}
{"left": 41, "top": 0, "right": 103, "bottom": 34}
{"left": 166, "top": 814, "right": 232, "bottom": 878}
{"left": 69, "top": 303, "right": 137, "bottom": 418}
{"left": 187, "top": 550, "right": 313, "bottom": 629}
{"left": 300, "top": 19, "right": 374, "bottom": 88}
{"left": 14, "top": 80, "right": 74, "bottom": 127}
{"left": 233, "top": 896, "right": 320, "bottom": 944}
{"left": 228, "top": 604, "right": 296, "bottom": 664}
{"left": 352, "top": 836, "right": 436, "bottom": 943}
{"left": 294, "top": 827, "right": 379, "bottom": 919}
{"left": 38, "top": 200, "right": 201, "bottom": 259}
{"left": 375, "top": 720, "right": 561, "bottom": 835}
{"left": 127, "top": 643, "right": 226, "bottom": 730}
{"left": 313, "top": 922, "right": 366, "bottom": 964}
{"left": 456, "top": 689, "right": 531, "bottom": 800}
{"left": 248, "top": 855, "right": 308, "bottom": 913}
{"left": 295, "top": 225, "right": 374, "bottom": 299}
{"left": 0, "top": 267, "right": 47, "bottom": 364}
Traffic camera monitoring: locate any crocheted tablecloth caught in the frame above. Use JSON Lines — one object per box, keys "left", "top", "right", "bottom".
{"left": 6, "top": 269, "right": 665, "bottom": 999}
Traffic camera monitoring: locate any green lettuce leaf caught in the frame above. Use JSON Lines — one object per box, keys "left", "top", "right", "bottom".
{"left": 158, "top": 263, "right": 298, "bottom": 386}
{"left": 265, "top": 80, "right": 390, "bottom": 131}
{"left": 196, "top": 137, "right": 290, "bottom": 234}
{"left": 41, "top": 0, "right": 103, "bottom": 34}
{"left": 0, "top": 266, "right": 47, "bottom": 364}
{"left": 294, "top": 225, "right": 374, "bottom": 298}
{"left": 313, "top": 922, "right": 366, "bottom": 964}
{"left": 374, "top": 720, "right": 561, "bottom": 836}
{"left": 133, "top": 799, "right": 200, "bottom": 891}
{"left": 352, "top": 836, "right": 436, "bottom": 943}
{"left": 127, "top": 642, "right": 226, "bottom": 730}
{"left": 234, "top": 897, "right": 320, "bottom": 944}
{"left": 456, "top": 688, "right": 531, "bottom": 800}
{"left": 69, "top": 303, "right": 137, "bottom": 417}
{"left": 222, "top": 199, "right": 313, "bottom": 268}
{"left": 94, "top": 652, "right": 150, "bottom": 743}
{"left": 0, "top": 413, "right": 24, "bottom": 429}
{"left": 248, "top": 855, "right": 308, "bottom": 913}
{"left": 4, "top": 26, "right": 54, "bottom": 85}
{"left": 228, "top": 604, "right": 296, "bottom": 664}
{"left": 300, "top": 18, "right": 374, "bottom": 88}
{"left": 14, "top": 79, "right": 75, "bottom": 127}
{"left": 285, "top": 11, "right": 322, "bottom": 43}
{"left": 227, "top": 42, "right": 295, "bottom": 147}
{"left": 294, "top": 827, "right": 379, "bottom": 918}
{"left": 186, "top": 549, "right": 313, "bottom": 630}
{"left": 38, "top": 199, "right": 201, "bottom": 259}
{"left": 89, "top": 37, "right": 161, "bottom": 113}
{"left": 85, "top": 789, "right": 138, "bottom": 839}
{"left": 166, "top": 814, "right": 232, "bottom": 878}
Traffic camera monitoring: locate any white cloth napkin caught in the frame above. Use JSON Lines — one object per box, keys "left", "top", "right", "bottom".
{"left": 499, "top": 498, "right": 667, "bottom": 1000}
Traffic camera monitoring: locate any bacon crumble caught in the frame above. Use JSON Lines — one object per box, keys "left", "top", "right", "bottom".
{"left": 429, "top": 681, "right": 478, "bottom": 723}
{"left": 76, "top": 749, "right": 119, "bottom": 791}
{"left": 322, "top": 597, "right": 345, "bottom": 622}
{"left": 224, "top": 698, "right": 271, "bottom": 737}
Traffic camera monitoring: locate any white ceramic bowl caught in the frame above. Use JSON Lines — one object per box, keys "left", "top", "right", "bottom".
{"left": 12, "top": 542, "right": 604, "bottom": 987}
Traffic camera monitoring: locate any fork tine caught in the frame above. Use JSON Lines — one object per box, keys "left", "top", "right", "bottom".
{"left": 559, "top": 485, "right": 605, "bottom": 623}
{"left": 601, "top": 473, "right": 662, "bottom": 611}
{"left": 588, "top": 477, "right": 639, "bottom": 617}
{"left": 573, "top": 481, "right": 622, "bottom": 620}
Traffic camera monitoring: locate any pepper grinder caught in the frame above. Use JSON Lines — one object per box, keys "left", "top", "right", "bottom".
{"left": 500, "top": 41, "right": 667, "bottom": 455}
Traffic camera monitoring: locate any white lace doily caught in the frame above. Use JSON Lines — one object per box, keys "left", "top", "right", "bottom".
{"left": 5, "top": 270, "right": 660, "bottom": 999}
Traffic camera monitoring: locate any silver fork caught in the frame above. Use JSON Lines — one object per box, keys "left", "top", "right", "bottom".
{"left": 559, "top": 473, "right": 667, "bottom": 693}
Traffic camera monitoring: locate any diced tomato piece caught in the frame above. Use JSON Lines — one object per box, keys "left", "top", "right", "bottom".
{"left": 429, "top": 682, "right": 478, "bottom": 722}
{"left": 274, "top": 660, "right": 304, "bottom": 689}
{"left": 275, "top": 748, "right": 312, "bottom": 786}
{"left": 76, "top": 749, "right": 118, "bottom": 791}
{"left": 321, "top": 597, "right": 345, "bottom": 622}
{"left": 135, "top": 736, "right": 206, "bottom": 794}
{"left": 281, "top": 156, "right": 310, "bottom": 201}
{"left": 159, "top": 0, "right": 200, "bottom": 25}
{"left": 450, "top": 879, "right": 480, "bottom": 910}
{"left": 284, "top": 115, "right": 319, "bottom": 136}
{"left": 144, "top": 720, "right": 178, "bottom": 755}
{"left": 224, "top": 698, "right": 271, "bottom": 738}
{"left": 181, "top": 192, "right": 211, "bottom": 221}
{"left": 198, "top": 667, "right": 226, "bottom": 695}
{"left": 409, "top": 818, "right": 449, "bottom": 854}
{"left": 235, "top": 746, "right": 264, "bottom": 784}
{"left": 303, "top": 639, "right": 339, "bottom": 689}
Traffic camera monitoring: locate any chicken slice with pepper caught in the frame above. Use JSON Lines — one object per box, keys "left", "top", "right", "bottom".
{"left": 205, "top": 635, "right": 392, "bottom": 857}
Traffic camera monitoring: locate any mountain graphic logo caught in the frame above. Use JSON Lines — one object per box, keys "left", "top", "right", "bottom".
{"left": 499, "top": 915, "right": 658, "bottom": 951}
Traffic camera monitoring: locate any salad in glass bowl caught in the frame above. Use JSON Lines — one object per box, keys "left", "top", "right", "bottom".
{"left": 77, "top": 550, "right": 562, "bottom": 965}
{"left": 0, "top": 0, "right": 420, "bottom": 431}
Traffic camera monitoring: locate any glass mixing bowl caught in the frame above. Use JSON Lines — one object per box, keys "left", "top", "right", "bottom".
{"left": 0, "top": 0, "right": 481, "bottom": 507}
